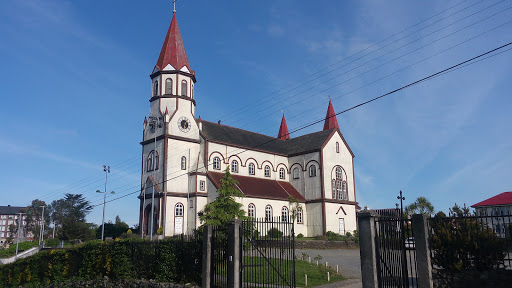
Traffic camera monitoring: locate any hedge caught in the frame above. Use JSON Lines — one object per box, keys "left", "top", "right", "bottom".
{"left": 0, "top": 237, "right": 202, "bottom": 287}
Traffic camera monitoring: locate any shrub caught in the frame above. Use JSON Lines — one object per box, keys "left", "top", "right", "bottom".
{"left": 0, "top": 237, "right": 202, "bottom": 287}
{"left": 267, "top": 228, "right": 283, "bottom": 238}
{"left": 345, "top": 231, "right": 352, "bottom": 237}
{"left": 297, "top": 233, "right": 304, "bottom": 238}
{"left": 156, "top": 227, "right": 163, "bottom": 235}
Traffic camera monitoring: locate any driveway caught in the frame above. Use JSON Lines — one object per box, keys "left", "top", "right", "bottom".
{"left": 296, "top": 248, "right": 362, "bottom": 287}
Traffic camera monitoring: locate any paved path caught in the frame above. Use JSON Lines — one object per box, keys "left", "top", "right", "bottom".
{"left": 296, "top": 248, "right": 362, "bottom": 287}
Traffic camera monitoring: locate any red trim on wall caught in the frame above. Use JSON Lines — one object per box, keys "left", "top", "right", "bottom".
{"left": 352, "top": 157, "right": 356, "bottom": 202}
{"left": 336, "top": 206, "right": 347, "bottom": 215}
{"left": 208, "top": 151, "right": 225, "bottom": 162}
{"left": 244, "top": 157, "right": 259, "bottom": 168}
{"left": 260, "top": 160, "right": 275, "bottom": 171}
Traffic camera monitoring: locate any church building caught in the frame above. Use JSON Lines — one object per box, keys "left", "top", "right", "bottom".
{"left": 139, "top": 12, "right": 358, "bottom": 237}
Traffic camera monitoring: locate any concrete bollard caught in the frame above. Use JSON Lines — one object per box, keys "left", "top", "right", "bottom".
{"left": 326, "top": 262, "right": 328, "bottom": 267}
{"left": 305, "top": 274, "right": 308, "bottom": 287}
{"left": 337, "top": 264, "right": 339, "bottom": 274}
{"left": 328, "top": 271, "right": 330, "bottom": 281}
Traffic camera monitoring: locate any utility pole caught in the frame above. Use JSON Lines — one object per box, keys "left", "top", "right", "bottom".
{"left": 96, "top": 165, "right": 114, "bottom": 241}
{"left": 150, "top": 117, "right": 162, "bottom": 240}
{"left": 38, "top": 205, "right": 46, "bottom": 246}
{"left": 15, "top": 212, "right": 26, "bottom": 259}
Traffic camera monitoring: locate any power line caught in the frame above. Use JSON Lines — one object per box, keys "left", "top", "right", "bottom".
{"left": 90, "top": 41, "right": 512, "bottom": 208}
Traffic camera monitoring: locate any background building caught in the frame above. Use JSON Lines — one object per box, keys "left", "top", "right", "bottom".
{"left": 0, "top": 205, "right": 29, "bottom": 246}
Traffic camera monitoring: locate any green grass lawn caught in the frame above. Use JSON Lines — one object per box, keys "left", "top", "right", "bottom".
{"left": 241, "top": 256, "right": 345, "bottom": 287}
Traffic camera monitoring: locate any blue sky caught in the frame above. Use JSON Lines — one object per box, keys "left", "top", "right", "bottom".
{"left": 1, "top": 0, "right": 511, "bottom": 227}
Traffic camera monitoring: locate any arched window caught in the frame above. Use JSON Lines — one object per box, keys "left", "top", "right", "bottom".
{"left": 332, "top": 166, "right": 346, "bottom": 200}
{"left": 281, "top": 207, "right": 289, "bottom": 222}
{"left": 265, "top": 205, "right": 273, "bottom": 222}
{"left": 336, "top": 142, "right": 340, "bottom": 153}
{"left": 181, "top": 156, "right": 187, "bottom": 170}
{"left": 231, "top": 160, "right": 238, "bottom": 173}
{"left": 248, "top": 163, "right": 255, "bottom": 175}
{"left": 213, "top": 157, "right": 221, "bottom": 170}
{"left": 175, "top": 203, "right": 184, "bottom": 217}
{"left": 293, "top": 167, "right": 300, "bottom": 179}
{"left": 146, "top": 150, "right": 159, "bottom": 172}
{"left": 165, "top": 78, "right": 173, "bottom": 94}
{"left": 279, "top": 168, "right": 285, "bottom": 179}
{"left": 248, "top": 204, "right": 255, "bottom": 218}
{"left": 181, "top": 80, "right": 188, "bottom": 96}
{"left": 264, "top": 165, "right": 271, "bottom": 177}
{"left": 297, "top": 207, "right": 303, "bottom": 224}
{"left": 309, "top": 165, "right": 317, "bottom": 177}
{"left": 153, "top": 80, "right": 159, "bottom": 96}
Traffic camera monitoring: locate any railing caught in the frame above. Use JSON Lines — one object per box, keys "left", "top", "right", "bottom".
{"left": 428, "top": 214, "right": 512, "bottom": 271}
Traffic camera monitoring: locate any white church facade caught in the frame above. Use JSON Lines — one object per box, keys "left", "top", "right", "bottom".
{"left": 138, "top": 12, "right": 358, "bottom": 237}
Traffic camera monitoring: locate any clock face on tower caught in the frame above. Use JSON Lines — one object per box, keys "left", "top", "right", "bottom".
{"left": 178, "top": 116, "right": 191, "bottom": 133}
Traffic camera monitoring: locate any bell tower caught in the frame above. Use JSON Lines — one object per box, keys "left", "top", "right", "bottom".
{"left": 140, "top": 10, "right": 201, "bottom": 237}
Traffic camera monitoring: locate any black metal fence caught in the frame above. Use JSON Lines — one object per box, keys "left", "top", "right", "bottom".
{"left": 241, "top": 217, "right": 296, "bottom": 288}
{"left": 428, "top": 214, "right": 512, "bottom": 271}
{"left": 374, "top": 215, "right": 418, "bottom": 288}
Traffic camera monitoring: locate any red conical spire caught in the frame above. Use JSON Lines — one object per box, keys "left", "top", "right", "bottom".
{"left": 323, "top": 99, "right": 339, "bottom": 131}
{"left": 277, "top": 113, "right": 291, "bottom": 140}
{"left": 155, "top": 13, "right": 192, "bottom": 72}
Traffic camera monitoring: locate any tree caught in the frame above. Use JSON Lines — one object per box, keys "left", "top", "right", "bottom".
{"left": 404, "top": 196, "right": 434, "bottom": 217}
{"left": 198, "top": 167, "right": 246, "bottom": 226}
{"left": 430, "top": 203, "right": 506, "bottom": 270}
{"left": 49, "top": 194, "right": 95, "bottom": 240}
{"left": 96, "top": 215, "right": 130, "bottom": 239}
{"left": 24, "top": 199, "right": 50, "bottom": 241}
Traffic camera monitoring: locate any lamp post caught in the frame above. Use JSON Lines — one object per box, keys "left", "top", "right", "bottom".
{"left": 38, "top": 205, "right": 46, "bottom": 246}
{"left": 15, "top": 212, "right": 27, "bottom": 259}
{"left": 96, "top": 165, "right": 115, "bottom": 241}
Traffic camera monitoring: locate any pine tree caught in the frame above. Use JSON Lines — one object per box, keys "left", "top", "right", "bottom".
{"left": 198, "top": 167, "right": 246, "bottom": 226}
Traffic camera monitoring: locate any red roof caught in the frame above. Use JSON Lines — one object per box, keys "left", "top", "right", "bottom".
{"left": 277, "top": 114, "right": 290, "bottom": 140}
{"left": 155, "top": 13, "right": 192, "bottom": 72}
{"left": 323, "top": 99, "right": 339, "bottom": 131}
{"left": 472, "top": 192, "right": 512, "bottom": 207}
{"left": 208, "top": 172, "right": 305, "bottom": 202}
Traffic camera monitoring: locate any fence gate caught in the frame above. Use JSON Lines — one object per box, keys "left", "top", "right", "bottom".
{"left": 241, "top": 217, "right": 296, "bottom": 288}
{"left": 211, "top": 225, "right": 228, "bottom": 288}
{"left": 374, "top": 216, "right": 418, "bottom": 288}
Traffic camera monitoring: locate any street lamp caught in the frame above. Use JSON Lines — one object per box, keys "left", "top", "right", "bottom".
{"left": 38, "top": 205, "right": 47, "bottom": 247}
{"left": 15, "top": 212, "right": 27, "bottom": 259}
{"left": 96, "top": 165, "right": 115, "bottom": 241}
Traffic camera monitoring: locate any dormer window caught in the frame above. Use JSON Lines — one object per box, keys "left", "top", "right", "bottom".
{"left": 153, "top": 80, "right": 159, "bottom": 96}
{"left": 165, "top": 78, "right": 173, "bottom": 94}
{"left": 182, "top": 80, "right": 188, "bottom": 96}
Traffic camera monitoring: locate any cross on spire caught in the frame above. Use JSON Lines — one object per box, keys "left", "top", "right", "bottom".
{"left": 173, "top": 0, "right": 177, "bottom": 13}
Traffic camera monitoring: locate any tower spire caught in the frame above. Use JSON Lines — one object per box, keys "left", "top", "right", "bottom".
{"left": 323, "top": 99, "right": 339, "bottom": 131}
{"left": 277, "top": 112, "right": 291, "bottom": 140}
{"left": 155, "top": 11, "right": 192, "bottom": 73}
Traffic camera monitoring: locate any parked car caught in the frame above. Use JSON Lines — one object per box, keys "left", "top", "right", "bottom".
{"left": 405, "top": 237, "right": 415, "bottom": 249}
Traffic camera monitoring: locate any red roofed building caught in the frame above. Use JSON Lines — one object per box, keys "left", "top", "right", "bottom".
{"left": 138, "top": 10, "right": 357, "bottom": 238}
{"left": 472, "top": 192, "right": 512, "bottom": 216}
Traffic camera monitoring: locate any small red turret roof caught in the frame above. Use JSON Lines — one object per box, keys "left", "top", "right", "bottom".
{"left": 323, "top": 99, "right": 339, "bottom": 131}
{"left": 277, "top": 114, "right": 290, "bottom": 140}
{"left": 155, "top": 13, "right": 192, "bottom": 72}
{"left": 472, "top": 192, "right": 512, "bottom": 207}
